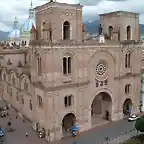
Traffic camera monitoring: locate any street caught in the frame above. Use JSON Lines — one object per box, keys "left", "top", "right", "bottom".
{"left": 0, "top": 107, "right": 136, "bottom": 144}
{"left": 52, "top": 118, "right": 136, "bottom": 144}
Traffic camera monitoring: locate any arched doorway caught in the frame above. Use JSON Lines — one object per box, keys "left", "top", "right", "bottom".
{"left": 91, "top": 92, "right": 112, "bottom": 127}
{"left": 126, "top": 25, "right": 131, "bottom": 40}
{"left": 62, "top": 113, "right": 76, "bottom": 136}
{"left": 108, "top": 26, "right": 113, "bottom": 40}
{"left": 123, "top": 98, "right": 132, "bottom": 115}
{"left": 63, "top": 21, "right": 70, "bottom": 40}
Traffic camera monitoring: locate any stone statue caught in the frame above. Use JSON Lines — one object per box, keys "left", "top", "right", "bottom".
{"left": 99, "top": 24, "right": 103, "bottom": 35}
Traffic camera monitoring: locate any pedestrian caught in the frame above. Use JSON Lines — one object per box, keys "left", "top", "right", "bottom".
{"left": 25, "top": 132, "right": 28, "bottom": 137}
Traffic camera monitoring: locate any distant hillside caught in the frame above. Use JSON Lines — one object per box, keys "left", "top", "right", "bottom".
{"left": 0, "top": 21, "right": 144, "bottom": 40}
{"left": 0, "top": 31, "right": 9, "bottom": 41}
{"left": 84, "top": 20, "right": 144, "bottom": 35}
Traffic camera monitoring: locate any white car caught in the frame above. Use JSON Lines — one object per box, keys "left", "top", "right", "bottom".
{"left": 128, "top": 115, "right": 139, "bottom": 121}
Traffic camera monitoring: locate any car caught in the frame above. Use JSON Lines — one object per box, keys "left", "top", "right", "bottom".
{"left": 0, "top": 128, "right": 4, "bottom": 137}
{"left": 128, "top": 115, "right": 139, "bottom": 121}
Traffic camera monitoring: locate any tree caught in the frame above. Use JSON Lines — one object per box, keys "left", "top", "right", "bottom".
{"left": 135, "top": 117, "right": 144, "bottom": 143}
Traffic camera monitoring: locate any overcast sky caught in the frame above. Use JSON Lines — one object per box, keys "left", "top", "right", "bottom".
{"left": 0, "top": 0, "right": 144, "bottom": 32}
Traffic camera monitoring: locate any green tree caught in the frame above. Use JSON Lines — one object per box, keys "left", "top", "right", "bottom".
{"left": 135, "top": 117, "right": 144, "bottom": 143}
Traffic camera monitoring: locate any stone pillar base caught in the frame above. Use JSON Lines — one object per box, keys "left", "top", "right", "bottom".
{"left": 111, "top": 111, "right": 123, "bottom": 121}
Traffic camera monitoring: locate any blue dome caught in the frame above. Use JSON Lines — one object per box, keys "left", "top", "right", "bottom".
{"left": 8, "top": 29, "right": 20, "bottom": 40}
{"left": 21, "top": 18, "right": 36, "bottom": 32}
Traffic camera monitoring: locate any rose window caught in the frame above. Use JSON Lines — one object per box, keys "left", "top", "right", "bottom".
{"left": 95, "top": 62, "right": 107, "bottom": 76}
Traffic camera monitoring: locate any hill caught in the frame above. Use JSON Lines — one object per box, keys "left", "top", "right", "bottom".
{"left": 84, "top": 20, "right": 144, "bottom": 35}
{"left": 0, "top": 21, "right": 144, "bottom": 40}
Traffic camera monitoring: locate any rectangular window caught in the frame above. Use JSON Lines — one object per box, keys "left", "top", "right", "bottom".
{"left": 68, "top": 57, "right": 71, "bottom": 74}
{"left": 63, "top": 57, "right": 67, "bottom": 74}
{"left": 128, "top": 53, "right": 130, "bottom": 68}
{"left": 68, "top": 96, "right": 72, "bottom": 106}
{"left": 30, "top": 101, "right": 32, "bottom": 110}
{"left": 125, "top": 54, "right": 127, "bottom": 68}
{"left": 37, "top": 95, "right": 43, "bottom": 108}
{"left": 64, "top": 96, "right": 68, "bottom": 107}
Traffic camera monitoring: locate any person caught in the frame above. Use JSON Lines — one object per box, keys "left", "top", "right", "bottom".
{"left": 1, "top": 140, "right": 4, "bottom": 144}
{"left": 25, "top": 132, "right": 28, "bottom": 137}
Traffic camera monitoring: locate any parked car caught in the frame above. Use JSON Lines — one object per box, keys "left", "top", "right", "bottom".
{"left": 128, "top": 115, "right": 139, "bottom": 121}
{"left": 0, "top": 128, "right": 4, "bottom": 137}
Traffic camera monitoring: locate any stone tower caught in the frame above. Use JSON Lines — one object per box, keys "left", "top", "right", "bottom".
{"left": 34, "top": 1, "right": 83, "bottom": 42}
{"left": 99, "top": 11, "right": 140, "bottom": 42}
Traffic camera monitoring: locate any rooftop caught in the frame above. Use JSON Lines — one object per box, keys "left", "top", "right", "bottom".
{"left": 99, "top": 11, "right": 139, "bottom": 16}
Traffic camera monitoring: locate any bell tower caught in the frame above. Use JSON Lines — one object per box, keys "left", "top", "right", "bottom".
{"left": 34, "top": 1, "right": 83, "bottom": 42}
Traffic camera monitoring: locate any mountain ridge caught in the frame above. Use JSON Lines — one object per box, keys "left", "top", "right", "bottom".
{"left": 0, "top": 20, "right": 144, "bottom": 40}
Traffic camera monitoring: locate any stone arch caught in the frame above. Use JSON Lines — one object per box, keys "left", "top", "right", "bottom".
{"left": 61, "top": 112, "right": 76, "bottom": 136}
{"left": 108, "top": 25, "right": 113, "bottom": 40}
{"left": 63, "top": 21, "right": 70, "bottom": 40}
{"left": 126, "top": 25, "right": 131, "bottom": 40}
{"left": 20, "top": 74, "right": 30, "bottom": 92}
{"left": 123, "top": 98, "right": 133, "bottom": 115}
{"left": 89, "top": 88, "right": 113, "bottom": 126}
{"left": 89, "top": 50, "right": 116, "bottom": 66}
{"left": 9, "top": 70, "right": 18, "bottom": 86}
{"left": 88, "top": 50, "right": 115, "bottom": 81}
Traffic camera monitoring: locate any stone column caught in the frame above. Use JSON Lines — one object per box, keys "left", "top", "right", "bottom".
{"left": 141, "top": 73, "right": 144, "bottom": 112}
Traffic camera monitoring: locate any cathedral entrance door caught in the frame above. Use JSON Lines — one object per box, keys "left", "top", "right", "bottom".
{"left": 123, "top": 98, "right": 132, "bottom": 115}
{"left": 91, "top": 92, "right": 112, "bottom": 127}
{"left": 62, "top": 113, "right": 76, "bottom": 137}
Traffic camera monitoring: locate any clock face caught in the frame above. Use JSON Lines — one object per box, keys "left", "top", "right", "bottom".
{"left": 95, "top": 62, "right": 107, "bottom": 76}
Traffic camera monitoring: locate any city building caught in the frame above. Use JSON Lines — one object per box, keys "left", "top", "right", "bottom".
{"left": 0, "top": 0, "right": 143, "bottom": 142}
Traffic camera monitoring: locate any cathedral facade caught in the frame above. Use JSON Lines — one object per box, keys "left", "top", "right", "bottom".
{"left": 0, "top": 1, "right": 143, "bottom": 142}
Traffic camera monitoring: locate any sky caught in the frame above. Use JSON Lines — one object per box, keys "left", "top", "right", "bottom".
{"left": 0, "top": 0, "right": 144, "bottom": 32}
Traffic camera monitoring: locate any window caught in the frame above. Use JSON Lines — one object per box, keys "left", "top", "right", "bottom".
{"left": 63, "top": 56, "right": 72, "bottom": 75}
{"left": 37, "top": 57, "right": 42, "bottom": 76}
{"left": 16, "top": 92, "right": 19, "bottom": 101}
{"left": 125, "top": 53, "right": 131, "bottom": 68}
{"left": 12, "top": 76, "right": 15, "bottom": 85}
{"left": 24, "top": 80, "right": 28, "bottom": 91}
{"left": 3, "top": 73, "right": 6, "bottom": 81}
{"left": 63, "top": 21, "right": 70, "bottom": 40}
{"left": 125, "top": 84, "right": 131, "bottom": 94}
{"left": 126, "top": 26, "right": 131, "bottom": 40}
{"left": 64, "top": 95, "right": 73, "bottom": 107}
{"left": 29, "top": 99, "right": 32, "bottom": 110}
{"left": 108, "top": 26, "right": 113, "bottom": 40}
{"left": 21, "top": 95, "right": 24, "bottom": 104}
{"left": 9, "top": 88, "right": 12, "bottom": 97}
{"left": 37, "top": 95, "right": 43, "bottom": 108}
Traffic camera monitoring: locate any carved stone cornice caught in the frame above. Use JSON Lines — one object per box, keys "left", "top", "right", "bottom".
{"left": 33, "top": 80, "right": 90, "bottom": 91}
{"left": 114, "top": 73, "right": 141, "bottom": 80}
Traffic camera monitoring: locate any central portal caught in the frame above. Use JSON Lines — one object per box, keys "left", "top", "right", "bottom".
{"left": 91, "top": 92, "right": 112, "bottom": 127}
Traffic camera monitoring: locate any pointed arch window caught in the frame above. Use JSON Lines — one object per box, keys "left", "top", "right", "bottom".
{"left": 37, "top": 57, "right": 42, "bottom": 76}
{"left": 63, "top": 56, "right": 72, "bottom": 75}
{"left": 63, "top": 21, "right": 70, "bottom": 40}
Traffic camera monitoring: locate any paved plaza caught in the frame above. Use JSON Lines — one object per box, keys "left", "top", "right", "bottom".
{"left": 0, "top": 105, "right": 139, "bottom": 144}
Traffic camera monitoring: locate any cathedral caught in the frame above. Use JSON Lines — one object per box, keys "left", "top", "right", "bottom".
{"left": 0, "top": 0, "right": 144, "bottom": 142}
